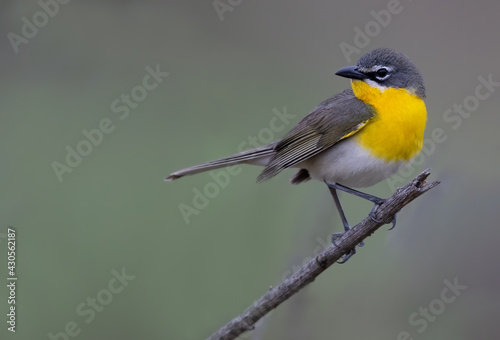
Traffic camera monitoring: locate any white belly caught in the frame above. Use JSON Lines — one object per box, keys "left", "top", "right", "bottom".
{"left": 298, "top": 138, "right": 405, "bottom": 188}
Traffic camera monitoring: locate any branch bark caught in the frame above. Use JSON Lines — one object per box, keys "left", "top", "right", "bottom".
{"left": 206, "top": 169, "right": 439, "bottom": 340}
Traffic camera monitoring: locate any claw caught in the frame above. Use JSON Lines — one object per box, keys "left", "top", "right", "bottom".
{"left": 388, "top": 213, "right": 398, "bottom": 230}
{"left": 332, "top": 232, "right": 364, "bottom": 248}
{"left": 369, "top": 203, "right": 397, "bottom": 230}
{"left": 369, "top": 211, "right": 382, "bottom": 223}
{"left": 331, "top": 233, "right": 362, "bottom": 263}
{"left": 337, "top": 249, "right": 356, "bottom": 264}
{"left": 331, "top": 232, "right": 343, "bottom": 246}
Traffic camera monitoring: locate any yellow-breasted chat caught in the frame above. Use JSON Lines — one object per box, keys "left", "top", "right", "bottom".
{"left": 165, "top": 47, "right": 427, "bottom": 262}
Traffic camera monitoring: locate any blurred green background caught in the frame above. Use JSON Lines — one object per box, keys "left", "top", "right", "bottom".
{"left": 1, "top": 0, "right": 500, "bottom": 339}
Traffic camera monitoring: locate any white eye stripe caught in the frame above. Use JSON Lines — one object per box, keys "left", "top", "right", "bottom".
{"left": 371, "top": 65, "right": 393, "bottom": 72}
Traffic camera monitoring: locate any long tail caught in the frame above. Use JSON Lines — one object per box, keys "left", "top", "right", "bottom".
{"left": 164, "top": 144, "right": 276, "bottom": 181}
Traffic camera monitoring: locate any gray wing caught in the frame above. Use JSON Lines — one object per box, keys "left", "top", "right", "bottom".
{"left": 256, "top": 89, "right": 374, "bottom": 182}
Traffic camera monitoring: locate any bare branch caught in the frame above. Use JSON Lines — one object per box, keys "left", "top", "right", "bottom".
{"left": 206, "top": 170, "right": 439, "bottom": 340}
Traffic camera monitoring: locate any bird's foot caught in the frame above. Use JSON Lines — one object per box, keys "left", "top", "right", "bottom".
{"left": 331, "top": 232, "right": 363, "bottom": 264}
{"left": 368, "top": 200, "right": 397, "bottom": 230}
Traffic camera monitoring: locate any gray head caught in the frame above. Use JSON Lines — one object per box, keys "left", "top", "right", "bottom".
{"left": 335, "top": 48, "right": 426, "bottom": 98}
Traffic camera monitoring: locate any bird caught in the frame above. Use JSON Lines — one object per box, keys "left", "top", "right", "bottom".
{"left": 165, "top": 48, "right": 427, "bottom": 262}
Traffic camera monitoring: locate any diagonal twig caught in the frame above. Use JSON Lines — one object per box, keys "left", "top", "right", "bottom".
{"left": 206, "top": 169, "right": 439, "bottom": 340}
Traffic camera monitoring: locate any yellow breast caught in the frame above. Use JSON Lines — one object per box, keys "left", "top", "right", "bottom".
{"left": 351, "top": 80, "right": 427, "bottom": 162}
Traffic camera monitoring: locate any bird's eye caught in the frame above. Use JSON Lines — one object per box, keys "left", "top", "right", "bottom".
{"left": 375, "top": 68, "right": 389, "bottom": 79}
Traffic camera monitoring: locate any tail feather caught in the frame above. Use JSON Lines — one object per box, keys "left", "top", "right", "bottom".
{"left": 165, "top": 144, "right": 276, "bottom": 181}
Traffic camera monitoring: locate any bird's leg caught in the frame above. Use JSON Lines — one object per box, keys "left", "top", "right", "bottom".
{"left": 327, "top": 182, "right": 397, "bottom": 229}
{"left": 329, "top": 183, "right": 385, "bottom": 204}
{"left": 328, "top": 186, "right": 350, "bottom": 233}
{"left": 327, "top": 185, "right": 362, "bottom": 264}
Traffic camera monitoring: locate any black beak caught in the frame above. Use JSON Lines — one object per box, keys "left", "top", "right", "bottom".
{"left": 335, "top": 66, "right": 367, "bottom": 80}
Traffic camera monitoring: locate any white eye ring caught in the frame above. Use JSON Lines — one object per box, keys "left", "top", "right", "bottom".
{"left": 375, "top": 67, "right": 390, "bottom": 80}
{"left": 371, "top": 65, "right": 392, "bottom": 81}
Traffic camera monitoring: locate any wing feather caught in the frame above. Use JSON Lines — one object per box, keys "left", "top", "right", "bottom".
{"left": 257, "top": 89, "right": 374, "bottom": 182}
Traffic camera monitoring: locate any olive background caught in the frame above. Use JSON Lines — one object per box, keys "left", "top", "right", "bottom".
{"left": 1, "top": 1, "right": 499, "bottom": 339}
